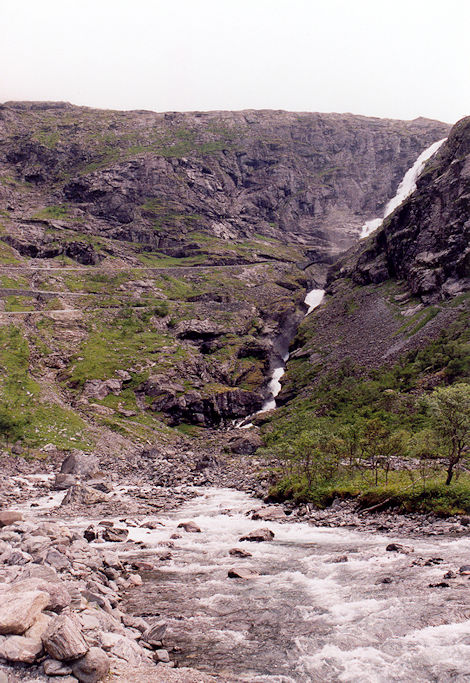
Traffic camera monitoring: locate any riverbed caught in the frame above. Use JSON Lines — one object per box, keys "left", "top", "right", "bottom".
{"left": 122, "top": 487, "right": 470, "bottom": 683}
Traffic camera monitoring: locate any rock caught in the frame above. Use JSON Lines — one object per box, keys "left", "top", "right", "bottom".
{"left": 84, "top": 525, "right": 99, "bottom": 542}
{"left": 11, "top": 579, "right": 71, "bottom": 613}
{"left": 82, "top": 379, "right": 122, "bottom": 401}
{"left": 60, "top": 450, "right": 99, "bottom": 478}
{"left": 61, "top": 484, "right": 108, "bottom": 506}
{"left": 0, "top": 511, "right": 24, "bottom": 527}
{"left": 142, "top": 620, "right": 167, "bottom": 647}
{"left": 443, "top": 570, "right": 457, "bottom": 579}
{"left": 229, "top": 548, "right": 252, "bottom": 558}
{"left": 153, "top": 648, "right": 170, "bottom": 663}
{"left": 0, "top": 634, "right": 43, "bottom": 663}
{"left": 230, "top": 433, "right": 263, "bottom": 455}
{"left": 459, "top": 565, "right": 470, "bottom": 575}
{"left": 177, "top": 521, "right": 201, "bottom": 533}
{"left": 228, "top": 567, "right": 259, "bottom": 579}
{"left": 102, "top": 527, "right": 128, "bottom": 543}
{"left": 71, "top": 647, "right": 110, "bottom": 683}
{"left": 53, "top": 473, "right": 77, "bottom": 490}
{"left": 0, "top": 588, "right": 49, "bottom": 635}
{"left": 251, "top": 506, "right": 286, "bottom": 521}
{"left": 385, "top": 543, "right": 414, "bottom": 554}
{"left": 45, "top": 548, "right": 70, "bottom": 571}
{"left": 330, "top": 555, "right": 348, "bottom": 563}
{"left": 25, "top": 613, "right": 53, "bottom": 641}
{"left": 240, "top": 528, "right": 275, "bottom": 542}
{"left": 43, "top": 658, "right": 73, "bottom": 675}
{"left": 460, "top": 516, "right": 470, "bottom": 526}
{"left": 42, "top": 614, "right": 89, "bottom": 660}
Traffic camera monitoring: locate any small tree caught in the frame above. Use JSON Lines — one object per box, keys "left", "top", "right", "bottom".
{"left": 428, "top": 383, "right": 470, "bottom": 485}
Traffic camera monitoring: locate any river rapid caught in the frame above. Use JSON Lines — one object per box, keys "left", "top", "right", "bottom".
{"left": 122, "top": 487, "right": 470, "bottom": 683}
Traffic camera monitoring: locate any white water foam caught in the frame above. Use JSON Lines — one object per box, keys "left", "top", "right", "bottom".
{"left": 360, "top": 138, "right": 447, "bottom": 239}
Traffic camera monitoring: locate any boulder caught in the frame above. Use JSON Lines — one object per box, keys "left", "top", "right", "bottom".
{"left": 0, "top": 634, "right": 43, "bottom": 663}
{"left": 72, "top": 646, "right": 110, "bottom": 683}
{"left": 177, "top": 521, "right": 201, "bottom": 533}
{"left": 0, "top": 588, "right": 49, "bottom": 635}
{"left": 459, "top": 565, "right": 470, "bottom": 575}
{"left": 229, "top": 548, "right": 252, "bottom": 558}
{"left": 386, "top": 543, "right": 414, "bottom": 554}
{"left": 239, "top": 528, "right": 275, "bottom": 542}
{"left": 102, "top": 527, "right": 128, "bottom": 543}
{"left": 230, "top": 433, "right": 263, "bottom": 455}
{"left": 53, "top": 473, "right": 77, "bottom": 490}
{"left": 142, "top": 620, "right": 167, "bottom": 647}
{"left": 251, "top": 506, "right": 286, "bottom": 521}
{"left": 43, "top": 658, "right": 73, "bottom": 675}
{"left": 228, "top": 567, "right": 259, "bottom": 579}
{"left": 60, "top": 450, "right": 99, "bottom": 478}
{"left": 82, "top": 379, "right": 122, "bottom": 401}
{"left": 11, "top": 579, "right": 71, "bottom": 613}
{"left": 42, "top": 614, "right": 89, "bottom": 661}
{"left": 0, "top": 511, "right": 24, "bottom": 527}
{"left": 61, "top": 485, "right": 108, "bottom": 506}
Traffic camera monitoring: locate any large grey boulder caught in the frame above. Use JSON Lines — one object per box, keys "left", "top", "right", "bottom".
{"left": 60, "top": 450, "right": 99, "bottom": 478}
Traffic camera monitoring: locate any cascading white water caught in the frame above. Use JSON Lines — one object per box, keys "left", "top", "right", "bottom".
{"left": 360, "top": 138, "right": 447, "bottom": 239}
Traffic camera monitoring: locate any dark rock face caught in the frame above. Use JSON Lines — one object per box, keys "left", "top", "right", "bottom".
{"left": 0, "top": 104, "right": 449, "bottom": 260}
{"left": 330, "top": 116, "right": 470, "bottom": 302}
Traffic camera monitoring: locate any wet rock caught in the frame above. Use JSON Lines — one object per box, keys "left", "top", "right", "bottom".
{"left": 385, "top": 543, "right": 414, "bottom": 554}
{"left": 177, "top": 521, "right": 201, "bottom": 533}
{"left": 377, "top": 577, "right": 393, "bottom": 584}
{"left": 228, "top": 567, "right": 259, "bottom": 579}
{"left": 0, "top": 588, "right": 49, "bottom": 635}
{"left": 71, "top": 646, "right": 110, "bottom": 683}
{"left": 60, "top": 450, "right": 99, "bottom": 478}
{"left": 443, "top": 570, "right": 457, "bottom": 579}
{"left": 42, "top": 614, "right": 89, "bottom": 660}
{"left": 240, "top": 528, "right": 275, "bottom": 542}
{"left": 53, "top": 473, "right": 77, "bottom": 490}
{"left": 459, "top": 565, "right": 470, "bottom": 575}
{"left": 330, "top": 555, "right": 348, "bottom": 563}
{"left": 229, "top": 548, "right": 252, "bottom": 558}
{"left": 102, "top": 527, "right": 128, "bottom": 543}
{"left": 428, "top": 582, "right": 450, "bottom": 588}
{"left": 84, "top": 525, "right": 99, "bottom": 542}
{"left": 142, "top": 620, "right": 167, "bottom": 647}
{"left": 0, "top": 511, "right": 24, "bottom": 527}
{"left": 251, "top": 506, "right": 286, "bottom": 521}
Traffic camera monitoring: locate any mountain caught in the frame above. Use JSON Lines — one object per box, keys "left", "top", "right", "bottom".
{"left": 0, "top": 102, "right": 450, "bottom": 457}
{"left": 265, "top": 117, "right": 469, "bottom": 507}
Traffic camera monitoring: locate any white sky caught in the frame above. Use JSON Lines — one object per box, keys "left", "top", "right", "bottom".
{"left": 1, "top": 0, "right": 469, "bottom": 123}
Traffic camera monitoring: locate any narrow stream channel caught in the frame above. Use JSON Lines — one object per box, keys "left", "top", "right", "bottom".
{"left": 123, "top": 488, "right": 470, "bottom": 683}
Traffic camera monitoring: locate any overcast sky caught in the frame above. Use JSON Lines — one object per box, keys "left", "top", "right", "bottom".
{"left": 2, "top": 0, "right": 469, "bottom": 123}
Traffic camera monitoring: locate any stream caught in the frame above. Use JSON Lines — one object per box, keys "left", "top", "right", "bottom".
{"left": 123, "top": 487, "right": 470, "bottom": 683}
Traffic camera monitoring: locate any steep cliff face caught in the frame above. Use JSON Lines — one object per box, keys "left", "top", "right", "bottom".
{"left": 330, "top": 116, "right": 470, "bottom": 302}
{"left": 0, "top": 103, "right": 449, "bottom": 262}
{"left": 277, "top": 117, "right": 469, "bottom": 414}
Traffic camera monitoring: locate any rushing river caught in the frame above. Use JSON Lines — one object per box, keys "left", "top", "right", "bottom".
{"left": 123, "top": 487, "right": 470, "bottom": 683}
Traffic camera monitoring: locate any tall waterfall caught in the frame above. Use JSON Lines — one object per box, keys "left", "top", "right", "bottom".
{"left": 360, "top": 138, "right": 447, "bottom": 239}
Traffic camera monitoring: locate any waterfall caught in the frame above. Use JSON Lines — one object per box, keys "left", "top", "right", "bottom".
{"left": 360, "top": 138, "right": 447, "bottom": 239}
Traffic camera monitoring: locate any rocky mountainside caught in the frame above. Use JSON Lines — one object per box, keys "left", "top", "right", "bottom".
{"left": 0, "top": 102, "right": 450, "bottom": 456}
{"left": 268, "top": 117, "right": 469, "bottom": 465}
